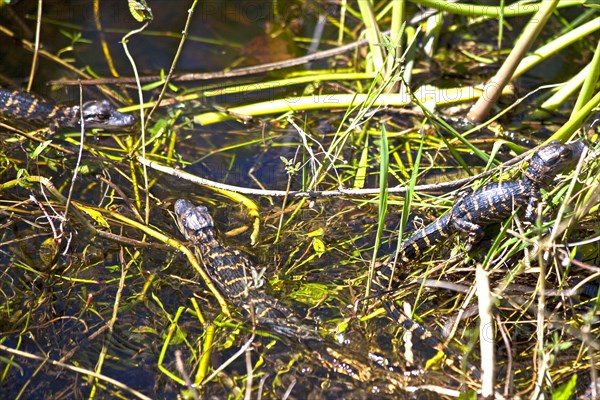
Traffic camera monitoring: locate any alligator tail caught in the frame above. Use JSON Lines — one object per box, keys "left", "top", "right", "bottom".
{"left": 375, "top": 213, "right": 452, "bottom": 290}
{"left": 396, "top": 213, "right": 452, "bottom": 262}
{"left": 381, "top": 299, "right": 480, "bottom": 378}
{"left": 381, "top": 299, "right": 446, "bottom": 361}
{"left": 373, "top": 212, "right": 480, "bottom": 377}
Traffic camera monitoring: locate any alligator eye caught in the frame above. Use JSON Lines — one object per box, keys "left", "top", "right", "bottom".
{"left": 87, "top": 113, "right": 110, "bottom": 120}
{"left": 553, "top": 150, "right": 572, "bottom": 164}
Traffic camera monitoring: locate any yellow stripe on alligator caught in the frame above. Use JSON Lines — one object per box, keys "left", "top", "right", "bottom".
{"left": 5, "top": 92, "right": 18, "bottom": 109}
{"left": 224, "top": 275, "right": 250, "bottom": 287}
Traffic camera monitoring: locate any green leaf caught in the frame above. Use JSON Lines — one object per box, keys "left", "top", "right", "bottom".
{"left": 307, "top": 228, "right": 324, "bottom": 237}
{"left": 457, "top": 390, "right": 478, "bottom": 400}
{"left": 29, "top": 140, "right": 52, "bottom": 159}
{"left": 552, "top": 374, "right": 577, "bottom": 400}
{"left": 353, "top": 135, "right": 369, "bottom": 189}
{"left": 583, "top": 0, "right": 600, "bottom": 9}
{"left": 289, "top": 283, "right": 329, "bottom": 303}
{"left": 128, "top": 0, "right": 153, "bottom": 22}
{"left": 142, "top": 80, "right": 166, "bottom": 91}
{"left": 312, "top": 237, "right": 325, "bottom": 257}
{"left": 39, "top": 237, "right": 58, "bottom": 266}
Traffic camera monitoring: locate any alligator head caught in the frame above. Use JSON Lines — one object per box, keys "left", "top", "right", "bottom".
{"left": 525, "top": 140, "right": 586, "bottom": 185}
{"left": 174, "top": 199, "right": 216, "bottom": 243}
{"left": 78, "top": 100, "right": 136, "bottom": 128}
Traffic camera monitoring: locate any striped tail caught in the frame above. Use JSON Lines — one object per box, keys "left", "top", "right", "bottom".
{"left": 375, "top": 213, "right": 452, "bottom": 290}
{"left": 381, "top": 299, "right": 446, "bottom": 361}
{"left": 368, "top": 213, "right": 453, "bottom": 367}
{"left": 371, "top": 213, "right": 479, "bottom": 377}
{"left": 381, "top": 298, "right": 480, "bottom": 378}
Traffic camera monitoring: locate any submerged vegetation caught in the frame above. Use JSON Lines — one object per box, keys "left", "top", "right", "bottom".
{"left": 0, "top": 0, "right": 599, "bottom": 398}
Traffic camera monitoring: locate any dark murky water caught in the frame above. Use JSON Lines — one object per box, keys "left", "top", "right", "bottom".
{"left": 1, "top": 1, "right": 597, "bottom": 399}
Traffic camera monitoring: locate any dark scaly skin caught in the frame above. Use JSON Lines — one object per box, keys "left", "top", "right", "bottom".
{"left": 174, "top": 199, "right": 423, "bottom": 392}
{"left": 174, "top": 199, "right": 318, "bottom": 340}
{"left": 173, "top": 141, "right": 584, "bottom": 385}
{"left": 0, "top": 87, "right": 135, "bottom": 129}
{"left": 376, "top": 140, "right": 586, "bottom": 289}
{"left": 372, "top": 140, "right": 586, "bottom": 372}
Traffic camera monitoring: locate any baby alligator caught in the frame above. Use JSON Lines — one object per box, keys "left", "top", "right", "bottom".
{"left": 174, "top": 199, "right": 318, "bottom": 340}
{"left": 375, "top": 139, "right": 586, "bottom": 289}
{"left": 368, "top": 140, "right": 586, "bottom": 375}
{"left": 0, "top": 87, "right": 135, "bottom": 130}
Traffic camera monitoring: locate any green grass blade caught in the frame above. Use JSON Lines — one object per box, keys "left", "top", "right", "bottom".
{"left": 366, "top": 124, "right": 389, "bottom": 298}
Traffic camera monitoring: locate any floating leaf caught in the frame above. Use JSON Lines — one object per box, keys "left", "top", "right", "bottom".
{"left": 73, "top": 201, "right": 110, "bottom": 228}
{"left": 289, "top": 283, "right": 329, "bottom": 303}
{"left": 311, "top": 237, "right": 325, "bottom": 257}
{"left": 128, "top": 0, "right": 153, "bottom": 22}
{"left": 39, "top": 237, "right": 58, "bottom": 266}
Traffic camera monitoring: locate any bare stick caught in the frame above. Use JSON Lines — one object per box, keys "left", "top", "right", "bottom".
{"left": 467, "top": 1, "right": 559, "bottom": 122}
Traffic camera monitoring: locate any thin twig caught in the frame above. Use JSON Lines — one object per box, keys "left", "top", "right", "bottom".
{"left": 476, "top": 264, "right": 495, "bottom": 397}
{"left": 121, "top": 20, "right": 150, "bottom": 222}
{"left": 201, "top": 332, "right": 255, "bottom": 386}
{"left": 63, "top": 84, "right": 86, "bottom": 223}
{"left": 145, "top": 0, "right": 200, "bottom": 124}
{"left": 136, "top": 148, "right": 532, "bottom": 198}
{"left": 50, "top": 37, "right": 372, "bottom": 86}
{"left": 176, "top": 350, "right": 199, "bottom": 400}
{"left": 0, "top": 122, "right": 75, "bottom": 154}
{"left": 26, "top": 0, "right": 43, "bottom": 91}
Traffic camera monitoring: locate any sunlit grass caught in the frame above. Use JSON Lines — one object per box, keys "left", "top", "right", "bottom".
{"left": 0, "top": 0, "right": 598, "bottom": 398}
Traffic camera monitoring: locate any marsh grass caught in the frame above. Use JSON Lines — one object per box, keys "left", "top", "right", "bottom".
{"left": 0, "top": 0, "right": 599, "bottom": 399}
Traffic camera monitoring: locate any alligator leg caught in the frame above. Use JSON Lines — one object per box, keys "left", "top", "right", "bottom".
{"left": 449, "top": 218, "right": 485, "bottom": 251}
{"left": 524, "top": 185, "right": 541, "bottom": 222}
